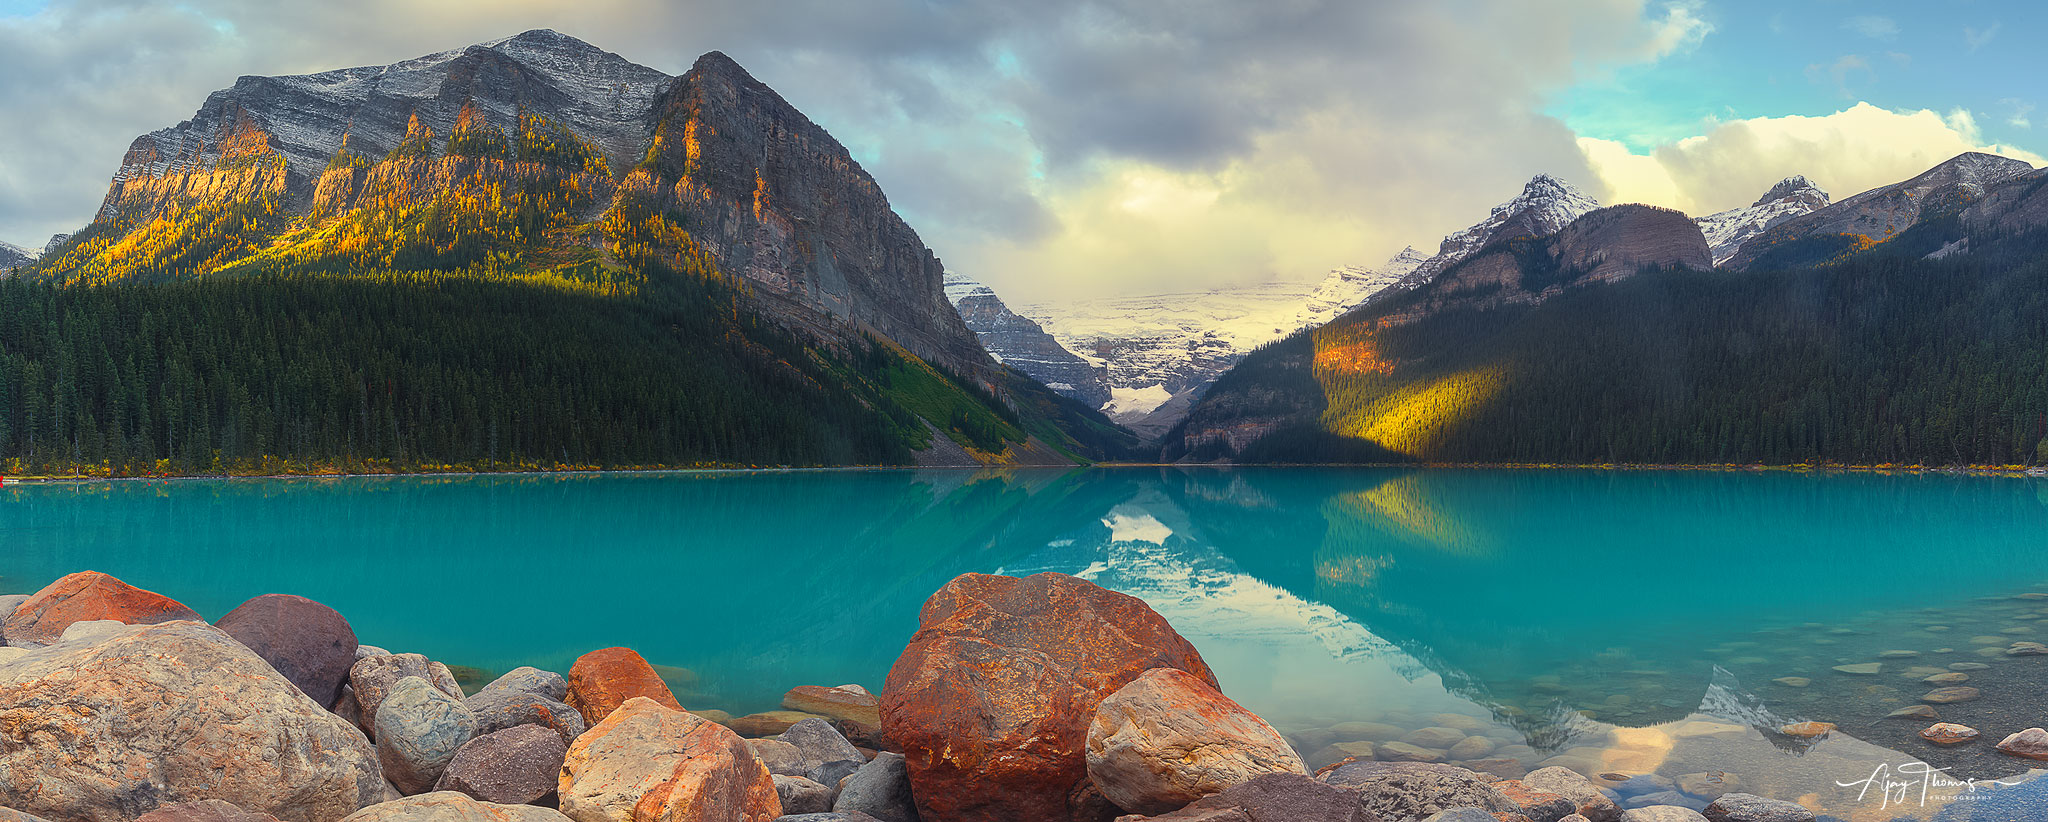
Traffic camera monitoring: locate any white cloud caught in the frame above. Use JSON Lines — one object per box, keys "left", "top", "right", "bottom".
{"left": 1580, "top": 102, "right": 2045, "bottom": 217}
{"left": 1965, "top": 23, "right": 2001, "bottom": 51}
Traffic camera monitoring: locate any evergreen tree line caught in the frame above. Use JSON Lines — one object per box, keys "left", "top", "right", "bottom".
{"left": 0, "top": 267, "right": 924, "bottom": 475}
{"left": 1204, "top": 242, "right": 2048, "bottom": 466}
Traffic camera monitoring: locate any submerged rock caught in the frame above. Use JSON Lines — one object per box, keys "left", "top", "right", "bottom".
{"left": 783, "top": 685, "right": 882, "bottom": 728}
{"left": 1620, "top": 807, "right": 1707, "bottom": 822}
{"left": 0, "top": 621, "right": 383, "bottom": 822}
{"left": 1886, "top": 705, "right": 1939, "bottom": 720}
{"left": 0, "top": 570, "right": 201, "bottom": 646}
{"left": 215, "top": 593, "right": 360, "bottom": 707}
{"left": 558, "top": 696, "right": 781, "bottom": 822}
{"left": 880, "top": 572, "right": 1215, "bottom": 822}
{"left": 1700, "top": 793, "right": 1815, "bottom": 822}
{"left": 565, "top": 647, "right": 684, "bottom": 726}
{"left": 734, "top": 711, "right": 830, "bottom": 738}
{"left": 1775, "top": 722, "right": 1833, "bottom": 739}
{"left": 1996, "top": 727, "right": 2048, "bottom": 760}
{"left": 1920, "top": 686, "right": 1980, "bottom": 704}
{"left": 1522, "top": 767, "right": 1623, "bottom": 822}
{"left": 1919, "top": 723, "right": 1979, "bottom": 746}
{"left": 1831, "top": 663, "right": 1880, "bottom": 675}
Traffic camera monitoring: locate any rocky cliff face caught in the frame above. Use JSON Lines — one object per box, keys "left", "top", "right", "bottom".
{"left": 44, "top": 29, "right": 1001, "bottom": 384}
{"left": 0, "top": 241, "right": 33, "bottom": 269}
{"left": 1384, "top": 204, "right": 1709, "bottom": 321}
{"left": 1726, "top": 152, "right": 2035, "bottom": 270}
{"left": 622, "top": 51, "right": 993, "bottom": 380}
{"left": 1393, "top": 175, "right": 1602, "bottom": 291}
{"left": 945, "top": 276, "right": 1112, "bottom": 408}
{"left": 1695, "top": 176, "right": 1830, "bottom": 266}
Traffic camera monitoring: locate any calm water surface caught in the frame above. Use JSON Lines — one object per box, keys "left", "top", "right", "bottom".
{"left": 6, "top": 468, "right": 2048, "bottom": 820}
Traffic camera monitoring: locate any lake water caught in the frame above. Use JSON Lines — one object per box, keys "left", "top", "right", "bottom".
{"left": 7, "top": 468, "right": 2048, "bottom": 820}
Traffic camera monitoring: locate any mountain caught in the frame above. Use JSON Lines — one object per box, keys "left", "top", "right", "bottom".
{"left": 1288, "top": 246, "right": 1426, "bottom": 330}
{"left": 943, "top": 273, "right": 1112, "bottom": 409}
{"left": 1166, "top": 153, "right": 2048, "bottom": 467}
{"left": 1695, "top": 176, "right": 1830, "bottom": 266}
{"left": 0, "top": 240, "right": 34, "bottom": 269}
{"left": 10, "top": 30, "right": 1139, "bottom": 473}
{"left": 1725, "top": 152, "right": 2036, "bottom": 270}
{"left": 1390, "top": 174, "right": 1602, "bottom": 292}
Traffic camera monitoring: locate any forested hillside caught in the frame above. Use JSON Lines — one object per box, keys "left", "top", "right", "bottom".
{"left": 1170, "top": 240, "right": 2048, "bottom": 467}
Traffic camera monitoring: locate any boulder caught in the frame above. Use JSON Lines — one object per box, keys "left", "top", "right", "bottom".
{"left": 215, "top": 593, "right": 360, "bottom": 706}
{"left": 785, "top": 685, "right": 883, "bottom": 727}
{"left": 1402, "top": 728, "right": 1468, "bottom": 749}
{"left": 881, "top": 573, "right": 1215, "bottom": 822}
{"left": 435, "top": 725, "right": 567, "bottom": 805}
{"left": 339, "top": 792, "right": 573, "bottom": 822}
{"left": 1700, "top": 794, "right": 1815, "bottom": 822}
{"left": 1420, "top": 811, "right": 1496, "bottom": 822}
{"left": 832, "top": 752, "right": 918, "bottom": 822}
{"left": 1996, "top": 727, "right": 2048, "bottom": 760}
{"left": 751, "top": 739, "right": 812, "bottom": 776}
{"left": 566, "top": 647, "right": 684, "bottom": 725}
{"left": 0, "top": 621, "right": 383, "bottom": 822}
{"left": 779, "top": 718, "right": 866, "bottom": 773}
{"left": 467, "top": 688, "right": 588, "bottom": 744}
{"left": 352, "top": 653, "right": 465, "bottom": 731}
{"left": 810, "top": 760, "right": 865, "bottom": 791}
{"left": 479, "top": 666, "right": 570, "bottom": 701}
{"left": 777, "top": 815, "right": 882, "bottom": 822}
{"left": 376, "top": 676, "right": 480, "bottom": 795}
{"left": 1319, "top": 761, "right": 1516, "bottom": 820}
{"left": 0, "top": 571, "right": 201, "bottom": 645}
{"left": 1111, "top": 773, "right": 1372, "bottom": 821}
{"left": 1085, "top": 667, "right": 1305, "bottom": 815}
{"left": 1377, "top": 742, "right": 1448, "bottom": 762}
{"left": 558, "top": 696, "right": 781, "bottom": 822}
{"left": 1625, "top": 793, "right": 1706, "bottom": 812}
{"left": 133, "top": 801, "right": 282, "bottom": 822}
{"left": 1620, "top": 808, "right": 1706, "bottom": 822}
{"left": 774, "top": 777, "right": 834, "bottom": 815}
{"left": 1920, "top": 687, "right": 1980, "bottom": 704}
{"left": 1493, "top": 779, "right": 1577, "bottom": 822}
{"left": 1523, "top": 768, "right": 1623, "bottom": 822}
{"left": 1672, "top": 773, "right": 1739, "bottom": 801}
{"left": 734, "top": 711, "right": 830, "bottom": 737}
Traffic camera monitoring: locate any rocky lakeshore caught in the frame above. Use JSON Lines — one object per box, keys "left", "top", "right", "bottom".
{"left": 0, "top": 570, "right": 2028, "bottom": 822}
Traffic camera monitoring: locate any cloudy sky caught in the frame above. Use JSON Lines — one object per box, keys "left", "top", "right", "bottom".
{"left": 0, "top": 0, "right": 2040, "bottom": 303}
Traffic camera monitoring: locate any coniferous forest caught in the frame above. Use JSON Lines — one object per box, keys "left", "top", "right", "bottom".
{"left": 0, "top": 262, "right": 1091, "bottom": 475}
{"left": 1183, "top": 242, "right": 2048, "bottom": 467}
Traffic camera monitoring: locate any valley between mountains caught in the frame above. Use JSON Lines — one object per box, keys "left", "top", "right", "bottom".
{"left": 2, "top": 29, "right": 2047, "bottom": 474}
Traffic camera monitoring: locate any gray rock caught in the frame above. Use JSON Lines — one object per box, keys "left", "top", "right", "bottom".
{"left": 834, "top": 752, "right": 919, "bottom": 822}
{"left": 1319, "top": 760, "right": 1515, "bottom": 819}
{"left": 781, "top": 717, "right": 866, "bottom": 772}
{"left": 1423, "top": 810, "right": 1498, "bottom": 822}
{"left": 338, "top": 792, "right": 571, "bottom": 822}
{"left": 775, "top": 775, "right": 835, "bottom": 815}
{"left": 1701, "top": 793, "right": 1816, "bottom": 822}
{"left": 775, "top": 815, "right": 882, "bottom": 822}
{"left": 477, "top": 666, "right": 568, "bottom": 701}
{"left": 1525, "top": 767, "right": 1624, "bottom": 822}
{"left": 1625, "top": 792, "right": 1708, "bottom": 811}
{"left": 1621, "top": 807, "right": 1708, "bottom": 822}
{"left": 1111, "top": 772, "right": 1373, "bottom": 820}
{"left": 748, "top": 738, "right": 811, "bottom": 776}
{"left": 334, "top": 685, "right": 368, "bottom": 736}
{"left": 465, "top": 688, "right": 586, "bottom": 743}
{"left": 434, "top": 725, "right": 566, "bottom": 805}
{"left": 374, "top": 676, "right": 479, "bottom": 795}
{"left": 1, "top": 809, "right": 52, "bottom": 822}
{"left": 356, "top": 645, "right": 390, "bottom": 660}
{"left": 57, "top": 619, "right": 127, "bottom": 644}
{"left": 351, "top": 653, "right": 464, "bottom": 730}
{"left": 810, "top": 758, "right": 865, "bottom": 790}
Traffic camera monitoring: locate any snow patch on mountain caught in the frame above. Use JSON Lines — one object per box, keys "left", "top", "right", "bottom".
{"left": 1105, "top": 385, "right": 1175, "bottom": 417}
{"left": 1695, "top": 176, "right": 1830, "bottom": 265}
{"left": 1396, "top": 174, "right": 1601, "bottom": 290}
{"left": 0, "top": 240, "right": 37, "bottom": 268}
{"left": 1290, "top": 246, "right": 1426, "bottom": 330}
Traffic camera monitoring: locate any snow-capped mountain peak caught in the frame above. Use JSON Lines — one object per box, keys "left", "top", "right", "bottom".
{"left": 1395, "top": 174, "right": 1602, "bottom": 290}
{"left": 0, "top": 240, "right": 38, "bottom": 269}
{"left": 1290, "top": 246, "right": 1427, "bottom": 330}
{"left": 1696, "top": 176, "right": 1831, "bottom": 266}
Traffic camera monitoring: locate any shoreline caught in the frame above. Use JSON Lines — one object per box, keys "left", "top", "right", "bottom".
{"left": 5, "top": 460, "right": 2044, "bottom": 485}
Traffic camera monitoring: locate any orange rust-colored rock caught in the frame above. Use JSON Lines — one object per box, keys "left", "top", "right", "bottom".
{"left": 558, "top": 696, "right": 781, "bottom": 822}
{"left": 881, "top": 572, "right": 1216, "bottom": 822}
{"left": 782, "top": 684, "right": 881, "bottom": 727}
{"left": 566, "top": 647, "right": 683, "bottom": 725}
{"left": 1, "top": 571, "right": 202, "bottom": 646}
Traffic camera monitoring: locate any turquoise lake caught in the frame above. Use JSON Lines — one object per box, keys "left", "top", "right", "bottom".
{"left": 7, "top": 468, "right": 2048, "bottom": 820}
